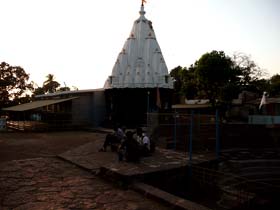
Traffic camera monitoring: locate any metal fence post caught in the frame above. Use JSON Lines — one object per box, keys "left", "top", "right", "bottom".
{"left": 215, "top": 109, "right": 220, "bottom": 159}
{"left": 188, "top": 110, "right": 194, "bottom": 190}
{"left": 173, "top": 111, "right": 177, "bottom": 150}
{"left": 189, "top": 110, "right": 194, "bottom": 162}
{"left": 146, "top": 91, "right": 150, "bottom": 126}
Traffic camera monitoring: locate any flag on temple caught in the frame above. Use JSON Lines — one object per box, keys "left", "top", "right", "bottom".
{"left": 156, "top": 88, "right": 161, "bottom": 109}
{"left": 259, "top": 91, "right": 268, "bottom": 110}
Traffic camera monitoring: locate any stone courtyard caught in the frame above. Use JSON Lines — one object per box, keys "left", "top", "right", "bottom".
{"left": 0, "top": 157, "right": 173, "bottom": 210}
{"left": 0, "top": 131, "right": 213, "bottom": 210}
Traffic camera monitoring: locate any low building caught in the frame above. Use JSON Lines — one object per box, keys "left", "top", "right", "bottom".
{"left": 2, "top": 89, "right": 106, "bottom": 130}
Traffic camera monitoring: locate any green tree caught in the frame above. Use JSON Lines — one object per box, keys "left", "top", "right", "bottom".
{"left": 58, "top": 82, "right": 71, "bottom": 92}
{"left": 170, "top": 66, "right": 184, "bottom": 103}
{"left": 0, "top": 62, "right": 34, "bottom": 108}
{"left": 180, "top": 65, "right": 198, "bottom": 99}
{"left": 170, "top": 66, "right": 199, "bottom": 103}
{"left": 43, "top": 74, "right": 60, "bottom": 93}
{"left": 33, "top": 86, "right": 45, "bottom": 96}
{"left": 195, "top": 51, "right": 240, "bottom": 106}
{"left": 170, "top": 51, "right": 266, "bottom": 107}
{"left": 269, "top": 74, "right": 280, "bottom": 96}
{"left": 33, "top": 76, "right": 73, "bottom": 97}
{"left": 171, "top": 65, "right": 198, "bottom": 93}
{"left": 0, "top": 79, "right": 11, "bottom": 87}
{"left": 249, "top": 79, "right": 270, "bottom": 95}
{"left": 232, "top": 53, "right": 266, "bottom": 89}
{"left": 170, "top": 66, "right": 184, "bottom": 93}
{"left": 58, "top": 87, "right": 71, "bottom": 92}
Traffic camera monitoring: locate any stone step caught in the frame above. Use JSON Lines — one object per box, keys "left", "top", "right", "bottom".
{"left": 217, "top": 188, "right": 255, "bottom": 209}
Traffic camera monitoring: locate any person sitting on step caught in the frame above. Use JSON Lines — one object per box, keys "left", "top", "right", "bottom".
{"left": 118, "top": 131, "right": 140, "bottom": 162}
{"left": 135, "top": 127, "right": 151, "bottom": 157}
{"left": 99, "top": 125, "right": 125, "bottom": 152}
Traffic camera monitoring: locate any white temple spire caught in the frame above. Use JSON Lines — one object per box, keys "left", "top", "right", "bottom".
{"left": 104, "top": 1, "right": 173, "bottom": 89}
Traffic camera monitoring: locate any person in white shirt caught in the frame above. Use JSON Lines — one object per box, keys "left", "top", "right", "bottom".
{"left": 142, "top": 133, "right": 150, "bottom": 151}
{"left": 135, "top": 127, "right": 151, "bottom": 156}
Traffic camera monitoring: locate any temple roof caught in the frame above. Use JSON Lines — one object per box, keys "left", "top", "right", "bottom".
{"left": 104, "top": 4, "right": 173, "bottom": 89}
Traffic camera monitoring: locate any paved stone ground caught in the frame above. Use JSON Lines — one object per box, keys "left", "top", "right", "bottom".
{"left": 0, "top": 157, "right": 172, "bottom": 210}
{"left": 0, "top": 131, "right": 103, "bottom": 163}
{"left": 0, "top": 131, "right": 215, "bottom": 210}
{"left": 0, "top": 131, "right": 173, "bottom": 210}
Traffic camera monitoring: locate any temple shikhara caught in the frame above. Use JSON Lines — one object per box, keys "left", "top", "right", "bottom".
{"left": 104, "top": 2, "right": 173, "bottom": 125}
{"left": 104, "top": 3, "right": 173, "bottom": 89}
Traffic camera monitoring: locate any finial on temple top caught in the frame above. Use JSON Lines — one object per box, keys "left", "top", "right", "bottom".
{"left": 141, "top": 0, "right": 147, "bottom": 6}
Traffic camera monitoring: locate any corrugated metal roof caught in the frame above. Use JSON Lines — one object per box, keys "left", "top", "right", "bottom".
{"left": 2, "top": 97, "right": 78, "bottom": 111}
{"left": 35, "top": 88, "right": 104, "bottom": 98}
{"left": 172, "top": 104, "right": 211, "bottom": 109}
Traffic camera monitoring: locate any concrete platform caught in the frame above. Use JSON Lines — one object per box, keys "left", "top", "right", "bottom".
{"left": 58, "top": 135, "right": 216, "bottom": 210}
{"left": 59, "top": 137, "right": 215, "bottom": 178}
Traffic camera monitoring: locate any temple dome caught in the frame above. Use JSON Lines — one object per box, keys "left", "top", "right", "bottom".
{"left": 104, "top": 4, "right": 173, "bottom": 89}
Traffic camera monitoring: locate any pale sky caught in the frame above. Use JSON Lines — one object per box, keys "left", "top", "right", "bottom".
{"left": 1, "top": 0, "right": 279, "bottom": 90}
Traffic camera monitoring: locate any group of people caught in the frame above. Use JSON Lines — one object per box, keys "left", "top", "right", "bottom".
{"left": 99, "top": 125, "right": 154, "bottom": 162}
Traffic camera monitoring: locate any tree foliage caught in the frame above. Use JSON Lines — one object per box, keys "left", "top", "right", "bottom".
{"left": 170, "top": 65, "right": 198, "bottom": 103}
{"left": 195, "top": 51, "right": 240, "bottom": 106}
{"left": 170, "top": 51, "right": 268, "bottom": 107}
{"left": 33, "top": 86, "right": 45, "bottom": 96}
{"left": 269, "top": 74, "right": 280, "bottom": 96}
{"left": 169, "top": 66, "right": 184, "bottom": 93}
{"left": 0, "top": 62, "right": 34, "bottom": 107}
{"left": 58, "top": 86, "right": 71, "bottom": 92}
{"left": 42, "top": 74, "right": 60, "bottom": 93}
{"left": 32, "top": 74, "right": 73, "bottom": 96}
{"left": 33, "top": 74, "right": 74, "bottom": 96}
{"left": 0, "top": 62, "right": 76, "bottom": 108}
{"left": 180, "top": 65, "right": 198, "bottom": 99}
{"left": 232, "top": 52, "right": 267, "bottom": 89}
